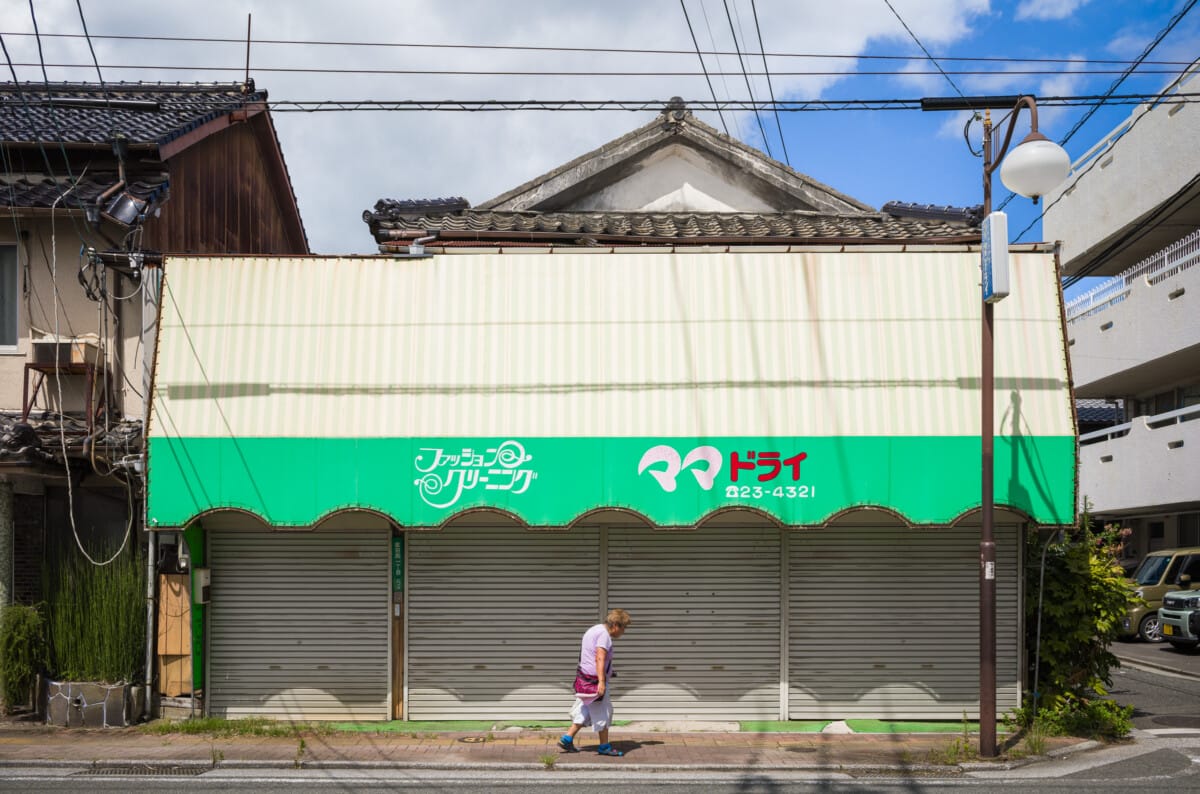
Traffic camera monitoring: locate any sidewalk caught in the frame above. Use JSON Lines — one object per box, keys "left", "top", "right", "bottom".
{"left": 0, "top": 719, "right": 1093, "bottom": 773}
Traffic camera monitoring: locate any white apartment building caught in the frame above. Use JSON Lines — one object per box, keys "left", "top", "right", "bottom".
{"left": 1044, "top": 62, "right": 1200, "bottom": 561}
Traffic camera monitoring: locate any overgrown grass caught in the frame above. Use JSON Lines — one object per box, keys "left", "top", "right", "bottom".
{"left": 42, "top": 539, "right": 145, "bottom": 683}
{"left": 142, "top": 717, "right": 333, "bottom": 738}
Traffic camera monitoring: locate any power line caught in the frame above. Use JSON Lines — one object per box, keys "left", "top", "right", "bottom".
{"left": 1058, "top": 0, "right": 1198, "bottom": 146}
{"left": 679, "top": 0, "right": 730, "bottom": 135}
{"left": 74, "top": 0, "right": 114, "bottom": 131}
{"left": 999, "top": 0, "right": 1198, "bottom": 215}
{"left": 0, "top": 30, "right": 1192, "bottom": 67}
{"left": 236, "top": 93, "right": 1200, "bottom": 113}
{"left": 882, "top": 0, "right": 966, "bottom": 100}
{"left": 4, "top": 62, "right": 1192, "bottom": 77}
{"left": 722, "top": 0, "right": 772, "bottom": 157}
{"left": 750, "top": 0, "right": 790, "bottom": 167}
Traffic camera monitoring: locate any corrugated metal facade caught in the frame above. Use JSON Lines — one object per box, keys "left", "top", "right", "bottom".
{"left": 148, "top": 250, "right": 1061, "bottom": 721}
{"left": 405, "top": 526, "right": 600, "bottom": 719}
{"left": 406, "top": 521, "right": 1017, "bottom": 721}
{"left": 787, "top": 524, "right": 1020, "bottom": 719}
{"left": 151, "top": 251, "right": 1072, "bottom": 443}
{"left": 208, "top": 528, "right": 390, "bottom": 720}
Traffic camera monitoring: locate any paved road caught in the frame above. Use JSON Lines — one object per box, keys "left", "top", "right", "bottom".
{"left": 1113, "top": 636, "right": 1200, "bottom": 679}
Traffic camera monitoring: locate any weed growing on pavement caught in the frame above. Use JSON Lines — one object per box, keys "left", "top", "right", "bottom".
{"left": 210, "top": 747, "right": 224, "bottom": 766}
{"left": 926, "top": 736, "right": 977, "bottom": 765}
{"left": 142, "top": 717, "right": 332, "bottom": 738}
{"left": 539, "top": 753, "right": 557, "bottom": 769}
{"left": 1022, "top": 726, "right": 1047, "bottom": 756}
{"left": 294, "top": 737, "right": 306, "bottom": 767}
{"left": 485, "top": 732, "right": 496, "bottom": 742}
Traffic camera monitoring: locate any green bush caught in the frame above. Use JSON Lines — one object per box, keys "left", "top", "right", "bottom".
{"left": 42, "top": 540, "right": 146, "bottom": 683}
{"left": 1017, "top": 512, "right": 1137, "bottom": 739}
{"left": 0, "top": 604, "right": 47, "bottom": 711}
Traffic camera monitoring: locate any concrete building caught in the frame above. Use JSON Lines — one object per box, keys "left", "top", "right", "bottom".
{"left": 1044, "top": 62, "right": 1200, "bottom": 563}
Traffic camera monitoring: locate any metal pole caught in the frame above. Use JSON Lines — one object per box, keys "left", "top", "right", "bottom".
{"left": 980, "top": 110, "right": 998, "bottom": 759}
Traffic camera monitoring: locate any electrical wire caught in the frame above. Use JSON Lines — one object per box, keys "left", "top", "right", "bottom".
{"left": 722, "top": 0, "right": 772, "bottom": 157}
{"left": 679, "top": 0, "right": 730, "bottom": 135}
{"left": 749, "top": 0, "right": 790, "bottom": 167}
{"left": 1058, "top": 0, "right": 1198, "bottom": 147}
{"left": 0, "top": 30, "right": 1192, "bottom": 67}
{"left": 6, "top": 61, "right": 1194, "bottom": 77}
{"left": 882, "top": 0, "right": 967, "bottom": 100}
{"left": 73, "top": 0, "right": 114, "bottom": 133}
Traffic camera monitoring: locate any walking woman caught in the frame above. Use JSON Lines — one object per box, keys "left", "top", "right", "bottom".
{"left": 559, "top": 608, "right": 631, "bottom": 757}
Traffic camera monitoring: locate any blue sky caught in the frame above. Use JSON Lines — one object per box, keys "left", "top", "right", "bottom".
{"left": 4, "top": 0, "right": 1198, "bottom": 273}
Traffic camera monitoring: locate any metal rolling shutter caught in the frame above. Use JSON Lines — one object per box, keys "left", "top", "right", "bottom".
{"left": 608, "top": 525, "right": 781, "bottom": 720}
{"left": 788, "top": 524, "right": 1020, "bottom": 719}
{"left": 406, "top": 526, "right": 600, "bottom": 719}
{"left": 208, "top": 528, "right": 390, "bottom": 721}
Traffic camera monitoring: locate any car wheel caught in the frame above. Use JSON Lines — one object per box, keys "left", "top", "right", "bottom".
{"left": 1139, "top": 613, "right": 1164, "bottom": 643}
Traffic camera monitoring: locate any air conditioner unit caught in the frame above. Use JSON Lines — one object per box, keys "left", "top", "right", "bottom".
{"left": 30, "top": 338, "right": 100, "bottom": 366}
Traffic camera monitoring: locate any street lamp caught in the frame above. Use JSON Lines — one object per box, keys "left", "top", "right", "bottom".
{"left": 923, "top": 94, "right": 1070, "bottom": 758}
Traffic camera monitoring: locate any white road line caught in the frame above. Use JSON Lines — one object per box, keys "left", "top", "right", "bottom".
{"left": 1141, "top": 727, "right": 1200, "bottom": 736}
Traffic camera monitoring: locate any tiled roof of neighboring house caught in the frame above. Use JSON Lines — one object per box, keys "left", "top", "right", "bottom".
{"left": 0, "top": 81, "right": 265, "bottom": 147}
{"left": 1076, "top": 398, "right": 1124, "bottom": 425}
{"left": 1, "top": 173, "right": 169, "bottom": 218}
{"left": 364, "top": 202, "right": 980, "bottom": 246}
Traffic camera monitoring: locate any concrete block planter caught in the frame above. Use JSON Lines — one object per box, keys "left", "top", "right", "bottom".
{"left": 45, "top": 680, "right": 145, "bottom": 727}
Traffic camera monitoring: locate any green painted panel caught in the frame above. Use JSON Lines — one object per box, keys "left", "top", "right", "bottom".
{"left": 147, "top": 435, "right": 1076, "bottom": 528}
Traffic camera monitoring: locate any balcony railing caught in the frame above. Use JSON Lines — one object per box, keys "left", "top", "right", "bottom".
{"left": 1065, "top": 227, "right": 1200, "bottom": 323}
{"left": 1080, "top": 403, "right": 1200, "bottom": 446}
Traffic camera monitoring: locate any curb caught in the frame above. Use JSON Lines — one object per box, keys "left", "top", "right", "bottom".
{"left": 0, "top": 756, "right": 1078, "bottom": 775}
{"left": 1113, "top": 652, "right": 1199, "bottom": 680}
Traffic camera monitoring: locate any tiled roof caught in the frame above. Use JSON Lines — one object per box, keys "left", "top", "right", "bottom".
{"left": 364, "top": 203, "right": 979, "bottom": 245}
{"left": 1076, "top": 398, "right": 1123, "bottom": 425}
{"left": 0, "top": 81, "right": 265, "bottom": 147}
{"left": 1, "top": 173, "right": 169, "bottom": 215}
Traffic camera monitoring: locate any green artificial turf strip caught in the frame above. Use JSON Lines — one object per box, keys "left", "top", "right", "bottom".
{"left": 844, "top": 719, "right": 1009, "bottom": 734}
{"left": 739, "top": 721, "right": 830, "bottom": 733}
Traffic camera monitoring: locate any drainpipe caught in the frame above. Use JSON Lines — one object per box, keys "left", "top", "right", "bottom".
{"left": 144, "top": 522, "right": 155, "bottom": 719}
{"left": 399, "top": 233, "right": 437, "bottom": 257}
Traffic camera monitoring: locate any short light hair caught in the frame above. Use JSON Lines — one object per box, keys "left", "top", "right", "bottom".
{"left": 605, "top": 608, "right": 631, "bottom": 629}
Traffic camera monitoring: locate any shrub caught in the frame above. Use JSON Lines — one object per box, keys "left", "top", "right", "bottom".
{"left": 1016, "top": 511, "right": 1137, "bottom": 739}
{"left": 0, "top": 604, "right": 47, "bottom": 711}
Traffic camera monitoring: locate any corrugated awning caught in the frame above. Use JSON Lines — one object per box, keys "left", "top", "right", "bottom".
{"left": 147, "top": 250, "right": 1075, "bottom": 529}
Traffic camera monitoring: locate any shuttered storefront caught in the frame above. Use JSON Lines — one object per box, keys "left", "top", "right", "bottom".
{"left": 406, "top": 524, "right": 781, "bottom": 720}
{"left": 609, "top": 525, "right": 781, "bottom": 720}
{"left": 208, "top": 528, "right": 390, "bottom": 720}
{"left": 405, "top": 525, "right": 601, "bottom": 719}
{"left": 787, "top": 524, "right": 1021, "bottom": 719}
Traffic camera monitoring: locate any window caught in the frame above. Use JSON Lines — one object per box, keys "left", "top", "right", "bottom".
{"left": 1150, "top": 520, "right": 1166, "bottom": 552}
{"left": 0, "top": 245, "right": 17, "bottom": 349}
{"left": 1180, "top": 513, "right": 1200, "bottom": 548}
{"left": 1179, "top": 554, "right": 1200, "bottom": 585}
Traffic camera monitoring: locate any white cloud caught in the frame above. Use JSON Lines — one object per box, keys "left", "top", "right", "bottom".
{"left": 1015, "top": 0, "right": 1090, "bottom": 22}
{"left": 4, "top": 0, "right": 992, "bottom": 252}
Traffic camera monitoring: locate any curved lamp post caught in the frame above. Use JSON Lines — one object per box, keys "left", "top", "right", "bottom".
{"left": 925, "top": 94, "right": 1070, "bottom": 758}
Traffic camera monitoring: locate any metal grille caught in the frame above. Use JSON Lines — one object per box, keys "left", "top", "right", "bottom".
{"left": 74, "top": 765, "right": 208, "bottom": 776}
